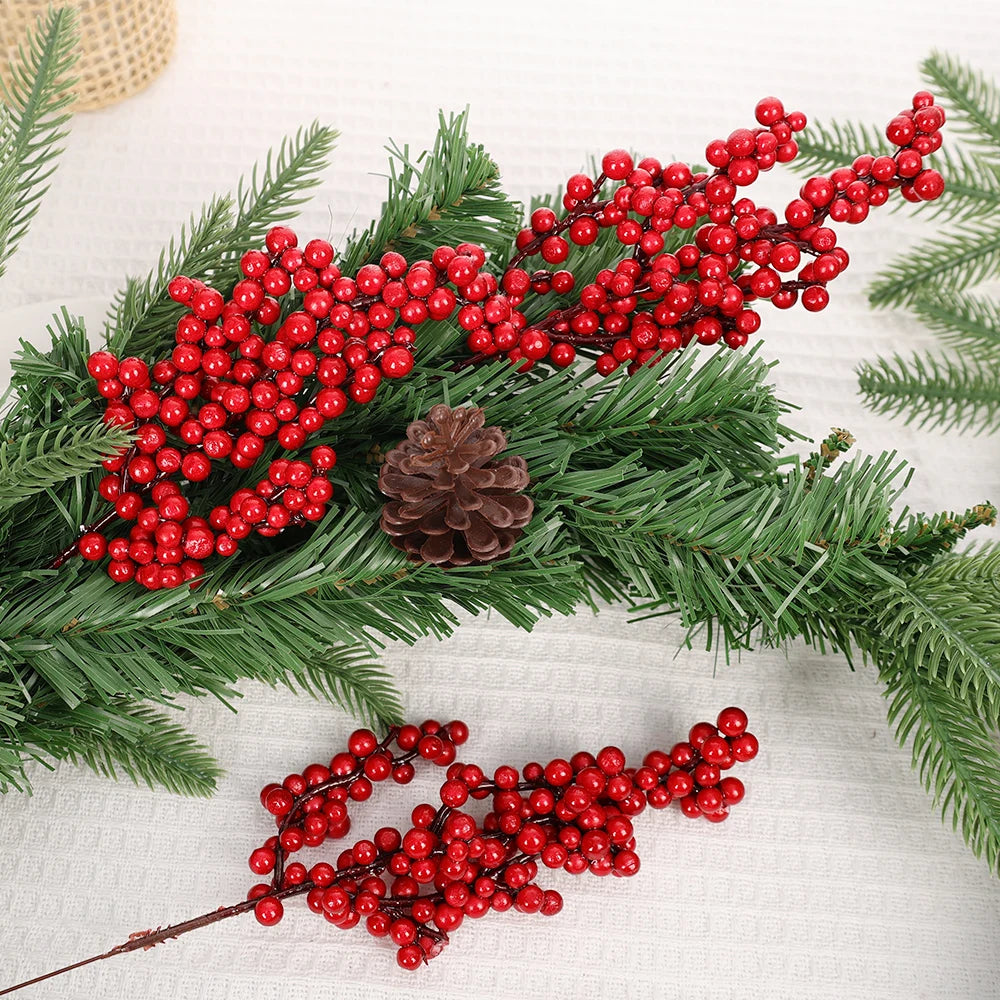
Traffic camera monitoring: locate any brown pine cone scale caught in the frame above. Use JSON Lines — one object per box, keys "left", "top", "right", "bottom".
{"left": 378, "top": 405, "right": 533, "bottom": 568}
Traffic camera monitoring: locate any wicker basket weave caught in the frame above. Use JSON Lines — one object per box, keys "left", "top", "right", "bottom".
{"left": 1, "top": 0, "right": 177, "bottom": 111}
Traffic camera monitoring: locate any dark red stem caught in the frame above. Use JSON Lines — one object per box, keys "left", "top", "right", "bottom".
{"left": 0, "top": 894, "right": 264, "bottom": 996}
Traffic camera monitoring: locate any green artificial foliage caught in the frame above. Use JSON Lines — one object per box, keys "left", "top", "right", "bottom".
{"left": 796, "top": 52, "right": 1000, "bottom": 432}
{"left": 0, "top": 7, "right": 77, "bottom": 281}
{"left": 794, "top": 52, "right": 1000, "bottom": 874}
{"left": 1, "top": 14, "right": 998, "bottom": 880}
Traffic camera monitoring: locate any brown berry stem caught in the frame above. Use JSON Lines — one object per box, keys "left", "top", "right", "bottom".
{"left": 0, "top": 893, "right": 269, "bottom": 996}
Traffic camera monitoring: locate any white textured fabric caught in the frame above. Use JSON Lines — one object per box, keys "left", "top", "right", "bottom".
{"left": 2, "top": 1, "right": 1000, "bottom": 997}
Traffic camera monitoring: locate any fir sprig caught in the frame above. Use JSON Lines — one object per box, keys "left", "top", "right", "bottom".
{"left": 340, "top": 110, "right": 522, "bottom": 274}
{"left": 20, "top": 700, "right": 223, "bottom": 797}
{"left": 882, "top": 659, "right": 1000, "bottom": 874}
{"left": 874, "top": 544, "right": 1000, "bottom": 874}
{"left": 910, "top": 289, "right": 1000, "bottom": 359}
{"left": 0, "top": 7, "right": 78, "bottom": 280}
{"left": 0, "top": 420, "right": 131, "bottom": 513}
{"left": 107, "top": 123, "right": 338, "bottom": 359}
{"left": 867, "top": 220, "right": 1000, "bottom": 307}
{"left": 857, "top": 353, "right": 1000, "bottom": 433}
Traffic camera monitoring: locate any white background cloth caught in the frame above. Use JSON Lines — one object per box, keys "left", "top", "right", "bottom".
{"left": 1, "top": 1, "right": 999, "bottom": 997}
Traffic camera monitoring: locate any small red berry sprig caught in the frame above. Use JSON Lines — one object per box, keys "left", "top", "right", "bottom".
{"left": 0, "top": 708, "right": 759, "bottom": 993}
{"left": 480, "top": 92, "right": 946, "bottom": 375}
{"left": 72, "top": 227, "right": 497, "bottom": 588}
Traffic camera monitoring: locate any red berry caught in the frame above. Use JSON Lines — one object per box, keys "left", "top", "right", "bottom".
{"left": 801, "top": 286, "right": 829, "bottom": 312}
{"left": 720, "top": 776, "right": 746, "bottom": 804}
{"left": 396, "top": 944, "right": 423, "bottom": 970}
{"left": 886, "top": 115, "right": 916, "bottom": 146}
{"left": 912, "top": 169, "right": 945, "bottom": 202}
{"left": 78, "top": 532, "right": 107, "bottom": 561}
{"left": 731, "top": 732, "right": 759, "bottom": 762}
{"left": 755, "top": 96, "right": 785, "bottom": 125}
{"left": 380, "top": 345, "right": 413, "bottom": 378}
{"left": 602, "top": 149, "right": 633, "bottom": 180}
{"left": 265, "top": 226, "right": 297, "bottom": 254}
{"left": 254, "top": 897, "right": 283, "bottom": 926}
{"left": 167, "top": 276, "right": 194, "bottom": 302}
{"left": 717, "top": 706, "right": 748, "bottom": 737}
{"left": 566, "top": 173, "right": 594, "bottom": 200}
{"left": 248, "top": 847, "right": 276, "bottom": 874}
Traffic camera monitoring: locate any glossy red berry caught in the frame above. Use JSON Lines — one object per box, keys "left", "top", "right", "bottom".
{"left": 717, "top": 707, "right": 748, "bottom": 737}
{"left": 601, "top": 149, "right": 633, "bottom": 180}
{"left": 254, "top": 897, "right": 283, "bottom": 926}
{"left": 78, "top": 532, "right": 107, "bottom": 561}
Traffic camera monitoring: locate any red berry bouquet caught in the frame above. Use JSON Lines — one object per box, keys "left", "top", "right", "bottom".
{"left": 3, "top": 709, "right": 758, "bottom": 992}
{"left": 0, "top": 17, "right": 998, "bottom": 994}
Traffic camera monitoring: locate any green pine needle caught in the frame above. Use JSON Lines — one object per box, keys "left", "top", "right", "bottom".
{"left": 910, "top": 290, "right": 1000, "bottom": 361}
{"left": 106, "top": 123, "right": 337, "bottom": 359}
{"left": 857, "top": 353, "right": 1000, "bottom": 433}
{"left": 340, "top": 109, "right": 521, "bottom": 273}
{"left": 0, "top": 7, "right": 78, "bottom": 280}
{"left": 21, "top": 700, "right": 222, "bottom": 797}
{"left": 234, "top": 122, "right": 339, "bottom": 241}
{"left": 0, "top": 420, "right": 131, "bottom": 513}
{"left": 817, "top": 54, "right": 1000, "bottom": 438}
{"left": 287, "top": 647, "right": 404, "bottom": 729}
{"left": 867, "top": 220, "right": 1000, "bottom": 308}
{"left": 105, "top": 194, "right": 236, "bottom": 357}
{"left": 882, "top": 658, "right": 1000, "bottom": 875}
{"left": 873, "top": 547, "right": 1000, "bottom": 718}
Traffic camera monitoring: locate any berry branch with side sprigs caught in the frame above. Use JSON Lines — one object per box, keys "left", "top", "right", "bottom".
{"left": 0, "top": 709, "right": 758, "bottom": 994}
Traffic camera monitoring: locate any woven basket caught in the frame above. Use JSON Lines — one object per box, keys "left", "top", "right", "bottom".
{"left": 1, "top": 0, "right": 177, "bottom": 111}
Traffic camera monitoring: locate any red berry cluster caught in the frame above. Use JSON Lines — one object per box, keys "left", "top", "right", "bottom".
{"left": 81, "top": 225, "right": 497, "bottom": 587}
{"left": 472, "top": 93, "right": 946, "bottom": 374}
{"left": 245, "top": 708, "right": 758, "bottom": 970}
{"left": 65, "top": 93, "right": 945, "bottom": 589}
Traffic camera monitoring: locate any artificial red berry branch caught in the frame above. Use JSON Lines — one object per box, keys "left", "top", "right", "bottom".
{"left": 485, "top": 92, "right": 946, "bottom": 374}
{"left": 66, "top": 93, "right": 945, "bottom": 589}
{"left": 0, "top": 709, "right": 758, "bottom": 993}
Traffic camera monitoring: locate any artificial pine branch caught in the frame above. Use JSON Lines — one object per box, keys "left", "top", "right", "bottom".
{"left": 910, "top": 289, "right": 1000, "bottom": 359}
{"left": 867, "top": 220, "right": 1000, "bottom": 307}
{"left": 340, "top": 110, "right": 521, "bottom": 274}
{"left": 105, "top": 195, "right": 237, "bottom": 357}
{"left": 857, "top": 353, "right": 1000, "bottom": 433}
{"left": 107, "top": 123, "right": 338, "bottom": 359}
{"left": 1, "top": 308, "right": 93, "bottom": 428}
{"left": 0, "top": 7, "right": 78, "bottom": 280}
{"left": 881, "top": 657, "right": 1000, "bottom": 875}
{"left": 19, "top": 700, "right": 223, "bottom": 797}
{"left": 871, "top": 547, "right": 1000, "bottom": 718}
{"left": 0, "top": 421, "right": 131, "bottom": 512}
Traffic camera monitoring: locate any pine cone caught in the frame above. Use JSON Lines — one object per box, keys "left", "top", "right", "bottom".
{"left": 378, "top": 405, "right": 533, "bottom": 568}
